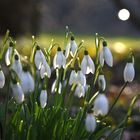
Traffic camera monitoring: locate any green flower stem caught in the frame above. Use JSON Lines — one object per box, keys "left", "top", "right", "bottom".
{"left": 107, "top": 82, "right": 128, "bottom": 116}
{"left": 88, "top": 91, "right": 99, "bottom": 105}
{"left": 0, "top": 30, "right": 9, "bottom": 63}
{"left": 119, "top": 93, "right": 140, "bottom": 140}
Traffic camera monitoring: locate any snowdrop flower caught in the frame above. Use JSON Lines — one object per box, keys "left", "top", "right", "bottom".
{"left": 40, "top": 89, "right": 47, "bottom": 108}
{"left": 0, "top": 70, "right": 5, "bottom": 88}
{"left": 34, "top": 46, "right": 46, "bottom": 70}
{"left": 69, "top": 69, "right": 77, "bottom": 85}
{"left": 85, "top": 113, "right": 96, "bottom": 132}
{"left": 98, "top": 75, "right": 106, "bottom": 91}
{"left": 40, "top": 60, "right": 51, "bottom": 79}
{"left": 123, "top": 62, "right": 135, "bottom": 82}
{"left": 100, "top": 41, "right": 113, "bottom": 67}
{"left": 11, "top": 54, "right": 22, "bottom": 77}
{"left": 74, "top": 84, "right": 85, "bottom": 98}
{"left": 5, "top": 43, "right": 13, "bottom": 66}
{"left": 53, "top": 47, "right": 66, "bottom": 69}
{"left": 11, "top": 82, "right": 24, "bottom": 104}
{"left": 51, "top": 80, "right": 62, "bottom": 94}
{"left": 94, "top": 94, "right": 109, "bottom": 116}
{"left": 20, "top": 66, "right": 35, "bottom": 94}
{"left": 70, "top": 36, "right": 77, "bottom": 57}
{"left": 81, "top": 50, "right": 95, "bottom": 74}
{"left": 76, "top": 69, "right": 86, "bottom": 86}
{"left": 5, "top": 42, "right": 19, "bottom": 66}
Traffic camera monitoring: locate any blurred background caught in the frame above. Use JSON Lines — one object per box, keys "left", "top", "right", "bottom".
{"left": 0, "top": 0, "right": 140, "bottom": 36}
{"left": 0, "top": 0, "right": 140, "bottom": 139}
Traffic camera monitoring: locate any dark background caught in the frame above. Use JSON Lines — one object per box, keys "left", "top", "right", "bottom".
{"left": 0, "top": 0, "right": 140, "bottom": 36}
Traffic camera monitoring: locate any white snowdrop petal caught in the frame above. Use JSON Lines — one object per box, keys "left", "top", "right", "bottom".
{"left": 70, "top": 40, "right": 77, "bottom": 57}
{"left": 87, "top": 55, "right": 95, "bottom": 74}
{"left": 53, "top": 52, "right": 62, "bottom": 69}
{"left": 81, "top": 56, "right": 87, "bottom": 74}
{"left": 20, "top": 72, "right": 35, "bottom": 94}
{"left": 51, "top": 80, "right": 56, "bottom": 94}
{"left": 51, "top": 80, "right": 62, "bottom": 94}
{"left": 94, "top": 94, "right": 109, "bottom": 116}
{"left": 98, "top": 75, "right": 106, "bottom": 91}
{"left": 11, "top": 83, "right": 24, "bottom": 104}
{"left": 103, "top": 47, "right": 113, "bottom": 67}
{"left": 40, "top": 61, "right": 51, "bottom": 79}
{"left": 85, "top": 114, "right": 96, "bottom": 132}
{"left": 53, "top": 53, "right": 57, "bottom": 69}
{"left": 5, "top": 47, "right": 12, "bottom": 66}
{"left": 69, "top": 70, "right": 77, "bottom": 85}
{"left": 40, "top": 90, "right": 47, "bottom": 108}
{"left": 74, "top": 85, "right": 85, "bottom": 98}
{"left": 0, "top": 70, "right": 5, "bottom": 88}
{"left": 34, "top": 50, "right": 44, "bottom": 70}
{"left": 58, "top": 82, "right": 62, "bottom": 94}
{"left": 11, "top": 60, "right": 22, "bottom": 77}
{"left": 77, "top": 71, "right": 86, "bottom": 86}
{"left": 62, "top": 53, "right": 66, "bottom": 69}
{"left": 124, "top": 63, "right": 135, "bottom": 82}
{"left": 65, "top": 43, "right": 70, "bottom": 58}
{"left": 99, "top": 50, "right": 104, "bottom": 67}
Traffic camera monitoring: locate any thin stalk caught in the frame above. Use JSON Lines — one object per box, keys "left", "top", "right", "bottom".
{"left": 107, "top": 82, "right": 128, "bottom": 116}
{"left": 119, "top": 93, "right": 140, "bottom": 140}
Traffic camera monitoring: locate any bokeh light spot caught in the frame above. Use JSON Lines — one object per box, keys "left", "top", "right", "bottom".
{"left": 118, "top": 9, "right": 130, "bottom": 21}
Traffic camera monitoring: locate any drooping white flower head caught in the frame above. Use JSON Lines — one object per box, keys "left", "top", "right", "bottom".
{"left": 20, "top": 66, "right": 35, "bottom": 94}
{"left": 70, "top": 36, "right": 77, "bottom": 57}
{"left": 76, "top": 69, "right": 86, "bottom": 86}
{"left": 11, "top": 82, "right": 24, "bottom": 104}
{"left": 123, "top": 62, "right": 135, "bottom": 83}
{"left": 74, "top": 84, "right": 85, "bottom": 98}
{"left": 5, "top": 44, "right": 13, "bottom": 66}
{"left": 11, "top": 54, "right": 22, "bottom": 77}
{"left": 0, "top": 70, "right": 5, "bottom": 88}
{"left": 98, "top": 74, "right": 106, "bottom": 91}
{"left": 81, "top": 50, "right": 95, "bottom": 74}
{"left": 34, "top": 46, "right": 46, "bottom": 70}
{"left": 40, "top": 60, "right": 51, "bottom": 79}
{"left": 100, "top": 41, "right": 113, "bottom": 67}
{"left": 69, "top": 69, "right": 77, "bottom": 85}
{"left": 51, "top": 80, "right": 62, "bottom": 94}
{"left": 85, "top": 113, "right": 96, "bottom": 132}
{"left": 5, "top": 42, "right": 19, "bottom": 66}
{"left": 94, "top": 94, "right": 109, "bottom": 116}
{"left": 40, "top": 89, "right": 47, "bottom": 108}
{"left": 53, "top": 47, "right": 66, "bottom": 69}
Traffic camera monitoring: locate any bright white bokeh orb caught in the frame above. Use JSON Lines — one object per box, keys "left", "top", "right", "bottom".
{"left": 118, "top": 9, "right": 130, "bottom": 21}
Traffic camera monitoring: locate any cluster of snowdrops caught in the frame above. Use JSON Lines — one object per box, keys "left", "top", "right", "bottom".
{"left": 0, "top": 30, "right": 136, "bottom": 139}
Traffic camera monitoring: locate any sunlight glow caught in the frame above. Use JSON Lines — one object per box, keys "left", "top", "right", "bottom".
{"left": 113, "top": 42, "right": 126, "bottom": 54}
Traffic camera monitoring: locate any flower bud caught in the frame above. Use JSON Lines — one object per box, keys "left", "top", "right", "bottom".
{"left": 0, "top": 70, "right": 5, "bottom": 88}
{"left": 123, "top": 62, "right": 135, "bottom": 82}
{"left": 40, "top": 89, "right": 47, "bottom": 108}
{"left": 94, "top": 94, "right": 109, "bottom": 116}
{"left": 85, "top": 113, "right": 96, "bottom": 132}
